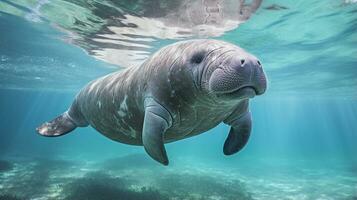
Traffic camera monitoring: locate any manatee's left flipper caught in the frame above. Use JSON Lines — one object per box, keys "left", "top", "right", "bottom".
{"left": 142, "top": 98, "right": 173, "bottom": 166}
{"left": 223, "top": 111, "right": 252, "bottom": 155}
{"left": 36, "top": 112, "right": 77, "bottom": 137}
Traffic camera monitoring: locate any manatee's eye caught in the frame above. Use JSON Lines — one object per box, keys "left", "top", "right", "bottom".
{"left": 240, "top": 59, "right": 245, "bottom": 65}
{"left": 191, "top": 52, "right": 205, "bottom": 64}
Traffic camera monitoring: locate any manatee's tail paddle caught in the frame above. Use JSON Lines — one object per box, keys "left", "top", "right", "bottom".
{"left": 36, "top": 112, "right": 78, "bottom": 137}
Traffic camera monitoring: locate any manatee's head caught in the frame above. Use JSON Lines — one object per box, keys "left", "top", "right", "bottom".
{"left": 189, "top": 40, "right": 267, "bottom": 103}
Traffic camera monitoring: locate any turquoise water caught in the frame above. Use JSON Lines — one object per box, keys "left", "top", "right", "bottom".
{"left": 1, "top": 0, "right": 357, "bottom": 199}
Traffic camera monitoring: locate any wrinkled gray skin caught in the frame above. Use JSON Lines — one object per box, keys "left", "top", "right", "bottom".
{"left": 37, "top": 39, "right": 267, "bottom": 165}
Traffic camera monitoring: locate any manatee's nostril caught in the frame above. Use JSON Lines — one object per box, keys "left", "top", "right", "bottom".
{"left": 240, "top": 59, "right": 245, "bottom": 65}
{"left": 257, "top": 60, "right": 261, "bottom": 66}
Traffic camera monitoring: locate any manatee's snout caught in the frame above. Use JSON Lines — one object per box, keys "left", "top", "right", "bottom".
{"left": 208, "top": 55, "right": 267, "bottom": 99}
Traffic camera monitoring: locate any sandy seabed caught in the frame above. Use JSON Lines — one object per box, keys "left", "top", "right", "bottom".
{"left": 0, "top": 154, "right": 356, "bottom": 200}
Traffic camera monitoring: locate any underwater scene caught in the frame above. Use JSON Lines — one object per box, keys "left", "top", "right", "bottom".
{"left": 1, "top": 0, "right": 357, "bottom": 199}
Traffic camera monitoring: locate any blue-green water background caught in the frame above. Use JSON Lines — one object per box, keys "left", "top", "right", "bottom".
{"left": 1, "top": 0, "right": 357, "bottom": 199}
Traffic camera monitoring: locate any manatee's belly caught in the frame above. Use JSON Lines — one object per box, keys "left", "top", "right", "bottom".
{"left": 164, "top": 105, "right": 234, "bottom": 142}
{"left": 86, "top": 104, "right": 231, "bottom": 145}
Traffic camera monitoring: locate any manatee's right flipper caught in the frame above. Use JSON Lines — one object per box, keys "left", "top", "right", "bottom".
{"left": 223, "top": 101, "right": 252, "bottom": 155}
{"left": 223, "top": 111, "right": 252, "bottom": 155}
{"left": 142, "top": 98, "right": 173, "bottom": 166}
{"left": 36, "top": 112, "right": 77, "bottom": 137}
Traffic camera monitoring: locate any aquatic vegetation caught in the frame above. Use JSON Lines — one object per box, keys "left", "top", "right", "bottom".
{"left": 0, "top": 160, "right": 13, "bottom": 172}
{"left": 62, "top": 171, "right": 168, "bottom": 200}
{"left": 100, "top": 155, "right": 253, "bottom": 199}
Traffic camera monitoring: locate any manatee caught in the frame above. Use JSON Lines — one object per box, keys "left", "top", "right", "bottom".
{"left": 36, "top": 39, "right": 267, "bottom": 165}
